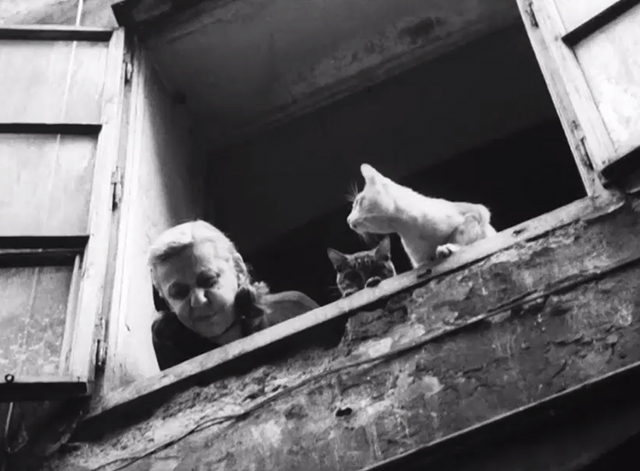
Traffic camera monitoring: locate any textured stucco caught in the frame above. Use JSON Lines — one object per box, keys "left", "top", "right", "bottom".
{"left": 23, "top": 196, "right": 640, "bottom": 471}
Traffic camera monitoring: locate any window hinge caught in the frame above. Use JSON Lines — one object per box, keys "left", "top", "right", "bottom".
{"left": 95, "top": 339, "right": 107, "bottom": 371}
{"left": 123, "top": 52, "right": 133, "bottom": 84}
{"left": 525, "top": 1, "right": 539, "bottom": 28}
{"left": 111, "top": 166, "right": 123, "bottom": 211}
{"left": 95, "top": 316, "right": 108, "bottom": 371}
{"left": 570, "top": 121, "right": 595, "bottom": 171}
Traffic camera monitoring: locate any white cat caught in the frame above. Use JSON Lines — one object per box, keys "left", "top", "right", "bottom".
{"left": 347, "top": 164, "right": 497, "bottom": 268}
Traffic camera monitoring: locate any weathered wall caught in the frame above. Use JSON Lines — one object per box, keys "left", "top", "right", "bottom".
{"left": 30, "top": 195, "right": 640, "bottom": 471}
{"left": 102, "top": 47, "right": 205, "bottom": 391}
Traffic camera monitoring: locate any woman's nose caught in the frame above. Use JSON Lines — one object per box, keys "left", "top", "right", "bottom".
{"left": 190, "top": 288, "right": 209, "bottom": 308}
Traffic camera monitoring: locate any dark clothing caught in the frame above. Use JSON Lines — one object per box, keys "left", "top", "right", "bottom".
{"left": 152, "top": 290, "right": 319, "bottom": 371}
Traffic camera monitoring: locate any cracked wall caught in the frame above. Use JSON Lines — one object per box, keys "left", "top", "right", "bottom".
{"left": 18, "top": 197, "right": 640, "bottom": 471}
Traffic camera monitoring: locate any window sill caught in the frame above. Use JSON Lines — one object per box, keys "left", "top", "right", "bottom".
{"left": 80, "top": 190, "right": 625, "bottom": 431}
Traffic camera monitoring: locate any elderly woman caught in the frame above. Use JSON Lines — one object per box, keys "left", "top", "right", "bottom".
{"left": 149, "top": 220, "right": 319, "bottom": 370}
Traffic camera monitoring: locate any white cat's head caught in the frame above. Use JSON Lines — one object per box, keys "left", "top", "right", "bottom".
{"left": 346, "top": 164, "right": 396, "bottom": 235}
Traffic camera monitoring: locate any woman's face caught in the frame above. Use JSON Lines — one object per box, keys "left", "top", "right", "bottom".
{"left": 154, "top": 240, "right": 239, "bottom": 338}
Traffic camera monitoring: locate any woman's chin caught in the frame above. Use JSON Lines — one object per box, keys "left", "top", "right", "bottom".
{"left": 189, "top": 312, "right": 228, "bottom": 331}
{"left": 194, "top": 322, "right": 228, "bottom": 338}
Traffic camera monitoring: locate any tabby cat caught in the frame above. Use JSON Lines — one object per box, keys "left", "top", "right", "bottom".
{"left": 347, "top": 164, "right": 497, "bottom": 268}
{"left": 327, "top": 236, "right": 396, "bottom": 298}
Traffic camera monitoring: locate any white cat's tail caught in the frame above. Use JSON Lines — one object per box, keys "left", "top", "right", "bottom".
{"left": 452, "top": 202, "right": 497, "bottom": 242}
{"left": 479, "top": 207, "right": 497, "bottom": 237}
{"left": 471, "top": 204, "right": 495, "bottom": 234}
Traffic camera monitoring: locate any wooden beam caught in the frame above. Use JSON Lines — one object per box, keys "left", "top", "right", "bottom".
{"left": 0, "top": 378, "right": 89, "bottom": 402}
{"left": 81, "top": 191, "right": 623, "bottom": 426}
{"left": 0, "top": 25, "right": 113, "bottom": 42}
{"left": 0, "top": 248, "right": 79, "bottom": 267}
{"left": 111, "top": 0, "right": 210, "bottom": 32}
{"left": 0, "top": 123, "right": 102, "bottom": 135}
{"left": 0, "top": 236, "right": 89, "bottom": 250}
{"left": 562, "top": 0, "right": 640, "bottom": 47}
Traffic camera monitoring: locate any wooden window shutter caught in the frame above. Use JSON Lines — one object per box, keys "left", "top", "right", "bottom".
{"left": 0, "top": 27, "right": 125, "bottom": 401}
{"left": 515, "top": 0, "right": 640, "bottom": 191}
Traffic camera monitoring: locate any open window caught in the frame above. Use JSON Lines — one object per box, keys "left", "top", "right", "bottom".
{"left": 0, "top": 27, "right": 125, "bottom": 401}
{"left": 81, "top": 0, "right": 635, "bottom": 422}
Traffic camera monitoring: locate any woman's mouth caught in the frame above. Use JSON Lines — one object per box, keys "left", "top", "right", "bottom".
{"left": 191, "top": 309, "right": 218, "bottom": 321}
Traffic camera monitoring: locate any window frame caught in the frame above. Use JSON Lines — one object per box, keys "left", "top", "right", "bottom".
{"left": 85, "top": 188, "right": 624, "bottom": 422}
{"left": 83, "top": 0, "right": 635, "bottom": 424}
{"left": 0, "top": 26, "right": 125, "bottom": 402}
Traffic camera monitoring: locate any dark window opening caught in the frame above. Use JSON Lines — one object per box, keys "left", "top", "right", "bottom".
{"left": 204, "top": 24, "right": 587, "bottom": 309}
{"left": 247, "top": 120, "right": 584, "bottom": 306}
{"left": 199, "top": 25, "right": 588, "bottom": 308}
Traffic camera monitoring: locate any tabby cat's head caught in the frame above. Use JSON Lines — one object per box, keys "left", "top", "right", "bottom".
{"left": 327, "top": 236, "right": 396, "bottom": 298}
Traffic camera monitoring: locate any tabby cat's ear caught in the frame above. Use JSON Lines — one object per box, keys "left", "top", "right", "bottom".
{"left": 375, "top": 236, "right": 392, "bottom": 259}
{"left": 152, "top": 285, "right": 171, "bottom": 312}
{"left": 327, "top": 248, "right": 349, "bottom": 269}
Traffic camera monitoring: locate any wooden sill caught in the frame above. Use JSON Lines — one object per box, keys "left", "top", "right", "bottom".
{"left": 361, "top": 358, "right": 640, "bottom": 471}
{"left": 81, "top": 190, "right": 625, "bottom": 428}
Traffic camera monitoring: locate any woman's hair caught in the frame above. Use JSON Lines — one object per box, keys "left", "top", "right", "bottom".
{"left": 148, "top": 219, "right": 237, "bottom": 275}
{"left": 148, "top": 220, "right": 270, "bottom": 329}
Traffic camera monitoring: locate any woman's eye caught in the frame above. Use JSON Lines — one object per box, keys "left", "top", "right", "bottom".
{"left": 170, "top": 286, "right": 189, "bottom": 300}
{"left": 198, "top": 274, "right": 219, "bottom": 289}
{"left": 201, "top": 278, "right": 214, "bottom": 288}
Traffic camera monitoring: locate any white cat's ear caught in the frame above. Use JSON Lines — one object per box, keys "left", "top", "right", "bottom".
{"left": 360, "top": 163, "right": 383, "bottom": 185}
{"left": 327, "top": 248, "right": 349, "bottom": 269}
{"left": 375, "top": 236, "right": 392, "bottom": 259}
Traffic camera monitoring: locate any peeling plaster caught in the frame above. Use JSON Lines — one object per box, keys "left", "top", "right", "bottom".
{"left": 30, "top": 201, "right": 640, "bottom": 471}
{"left": 355, "top": 337, "right": 394, "bottom": 358}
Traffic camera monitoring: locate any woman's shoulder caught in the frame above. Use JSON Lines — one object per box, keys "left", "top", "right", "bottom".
{"left": 264, "top": 290, "right": 320, "bottom": 314}
{"left": 257, "top": 290, "right": 319, "bottom": 329}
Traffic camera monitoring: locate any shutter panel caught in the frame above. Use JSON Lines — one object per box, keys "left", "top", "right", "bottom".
{"left": 0, "top": 26, "right": 125, "bottom": 401}
{"left": 515, "top": 0, "right": 640, "bottom": 191}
